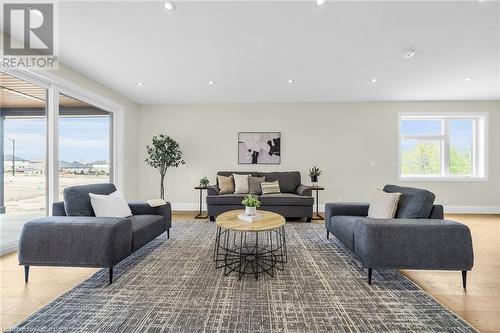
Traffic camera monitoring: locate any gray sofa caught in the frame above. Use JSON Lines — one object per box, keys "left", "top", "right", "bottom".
{"left": 325, "top": 185, "right": 474, "bottom": 287}
{"left": 19, "top": 183, "right": 171, "bottom": 284}
{"left": 207, "top": 171, "right": 313, "bottom": 221}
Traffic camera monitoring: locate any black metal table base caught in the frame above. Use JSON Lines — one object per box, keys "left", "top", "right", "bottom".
{"left": 213, "top": 226, "right": 287, "bottom": 280}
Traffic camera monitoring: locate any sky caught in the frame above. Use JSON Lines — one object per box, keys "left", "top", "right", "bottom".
{"left": 3, "top": 117, "right": 110, "bottom": 163}
{"left": 401, "top": 119, "right": 473, "bottom": 150}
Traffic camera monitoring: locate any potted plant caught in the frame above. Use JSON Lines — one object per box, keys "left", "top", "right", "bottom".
{"left": 309, "top": 166, "right": 322, "bottom": 185}
{"left": 145, "top": 134, "right": 186, "bottom": 200}
{"left": 241, "top": 194, "right": 260, "bottom": 216}
{"left": 199, "top": 176, "right": 209, "bottom": 187}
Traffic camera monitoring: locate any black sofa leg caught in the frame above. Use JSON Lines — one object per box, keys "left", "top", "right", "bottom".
{"left": 167, "top": 229, "right": 170, "bottom": 239}
{"left": 24, "top": 265, "right": 29, "bottom": 283}
{"left": 306, "top": 217, "right": 311, "bottom": 222}
{"left": 209, "top": 216, "right": 215, "bottom": 222}
{"left": 327, "top": 230, "right": 330, "bottom": 239}
{"left": 368, "top": 268, "right": 372, "bottom": 285}
{"left": 462, "top": 270, "right": 467, "bottom": 289}
{"left": 109, "top": 266, "right": 113, "bottom": 284}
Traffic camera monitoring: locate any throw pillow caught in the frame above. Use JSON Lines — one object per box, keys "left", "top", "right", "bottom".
{"left": 261, "top": 181, "right": 281, "bottom": 195}
{"left": 233, "top": 174, "right": 250, "bottom": 194}
{"left": 89, "top": 191, "right": 132, "bottom": 218}
{"left": 368, "top": 189, "right": 401, "bottom": 219}
{"left": 248, "top": 176, "right": 266, "bottom": 195}
{"left": 217, "top": 175, "right": 235, "bottom": 194}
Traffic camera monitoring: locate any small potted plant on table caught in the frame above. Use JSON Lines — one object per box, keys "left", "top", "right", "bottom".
{"left": 242, "top": 194, "right": 260, "bottom": 216}
{"left": 309, "top": 166, "right": 322, "bottom": 186}
{"left": 199, "top": 176, "right": 209, "bottom": 187}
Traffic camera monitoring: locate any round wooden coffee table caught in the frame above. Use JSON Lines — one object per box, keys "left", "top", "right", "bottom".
{"left": 213, "top": 210, "right": 287, "bottom": 280}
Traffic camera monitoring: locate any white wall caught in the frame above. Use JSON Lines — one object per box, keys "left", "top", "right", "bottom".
{"left": 137, "top": 101, "right": 500, "bottom": 212}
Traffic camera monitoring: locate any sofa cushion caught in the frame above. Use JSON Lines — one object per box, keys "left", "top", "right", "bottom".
{"left": 217, "top": 175, "right": 234, "bottom": 194}
{"left": 206, "top": 194, "right": 248, "bottom": 205}
{"left": 368, "top": 189, "right": 401, "bottom": 219}
{"left": 383, "top": 185, "right": 435, "bottom": 219}
{"left": 260, "top": 193, "right": 313, "bottom": 206}
{"left": 130, "top": 215, "right": 165, "bottom": 251}
{"left": 258, "top": 172, "right": 301, "bottom": 193}
{"left": 233, "top": 174, "right": 250, "bottom": 194}
{"left": 329, "top": 216, "right": 358, "bottom": 251}
{"left": 64, "top": 183, "right": 117, "bottom": 216}
{"left": 249, "top": 176, "right": 265, "bottom": 195}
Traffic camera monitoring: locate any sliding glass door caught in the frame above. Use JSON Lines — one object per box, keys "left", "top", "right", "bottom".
{"left": 0, "top": 71, "right": 115, "bottom": 255}
{"left": 0, "top": 72, "right": 48, "bottom": 253}
{"left": 58, "top": 93, "right": 112, "bottom": 197}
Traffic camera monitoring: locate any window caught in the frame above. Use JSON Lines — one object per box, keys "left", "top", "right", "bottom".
{"left": 58, "top": 93, "right": 112, "bottom": 197}
{"left": 1, "top": 69, "right": 123, "bottom": 255}
{"left": 1, "top": 72, "right": 48, "bottom": 253}
{"left": 399, "top": 113, "right": 487, "bottom": 180}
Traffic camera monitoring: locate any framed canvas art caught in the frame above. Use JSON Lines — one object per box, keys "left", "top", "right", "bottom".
{"left": 238, "top": 132, "right": 281, "bottom": 164}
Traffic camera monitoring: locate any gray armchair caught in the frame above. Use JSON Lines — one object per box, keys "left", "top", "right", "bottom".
{"left": 325, "top": 185, "right": 474, "bottom": 287}
{"left": 19, "top": 183, "right": 171, "bottom": 284}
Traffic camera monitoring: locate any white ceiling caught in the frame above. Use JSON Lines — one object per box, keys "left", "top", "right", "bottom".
{"left": 58, "top": 1, "right": 500, "bottom": 104}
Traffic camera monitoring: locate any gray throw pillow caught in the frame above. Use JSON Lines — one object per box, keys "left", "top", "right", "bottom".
{"left": 248, "top": 176, "right": 265, "bottom": 195}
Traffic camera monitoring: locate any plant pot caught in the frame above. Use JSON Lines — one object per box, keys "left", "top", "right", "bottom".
{"left": 310, "top": 175, "right": 318, "bottom": 183}
{"left": 245, "top": 206, "right": 257, "bottom": 216}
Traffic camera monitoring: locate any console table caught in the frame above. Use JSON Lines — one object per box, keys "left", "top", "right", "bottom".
{"left": 310, "top": 185, "right": 324, "bottom": 220}
{"left": 194, "top": 186, "right": 208, "bottom": 219}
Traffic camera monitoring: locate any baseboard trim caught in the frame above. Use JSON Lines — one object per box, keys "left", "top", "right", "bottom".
{"left": 0, "top": 240, "right": 18, "bottom": 256}
{"left": 171, "top": 203, "right": 500, "bottom": 215}
{"left": 443, "top": 205, "right": 500, "bottom": 214}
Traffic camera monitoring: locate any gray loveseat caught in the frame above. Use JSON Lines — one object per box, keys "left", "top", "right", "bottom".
{"left": 19, "top": 183, "right": 171, "bottom": 284}
{"left": 325, "top": 185, "right": 474, "bottom": 287}
{"left": 207, "top": 171, "right": 313, "bottom": 221}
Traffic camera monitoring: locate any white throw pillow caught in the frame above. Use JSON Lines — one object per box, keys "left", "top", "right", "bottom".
{"left": 89, "top": 191, "right": 132, "bottom": 218}
{"left": 368, "top": 189, "right": 401, "bottom": 219}
{"left": 233, "top": 174, "right": 250, "bottom": 194}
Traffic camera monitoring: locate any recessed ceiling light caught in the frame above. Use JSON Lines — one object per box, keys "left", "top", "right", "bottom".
{"left": 287, "top": 79, "right": 294, "bottom": 84}
{"left": 371, "top": 78, "right": 377, "bottom": 83}
{"left": 463, "top": 77, "right": 473, "bottom": 82}
{"left": 403, "top": 48, "right": 416, "bottom": 59}
{"left": 163, "top": 1, "right": 176, "bottom": 11}
{"left": 316, "top": 0, "right": 326, "bottom": 6}
{"left": 137, "top": 82, "right": 144, "bottom": 87}
{"left": 208, "top": 80, "right": 215, "bottom": 85}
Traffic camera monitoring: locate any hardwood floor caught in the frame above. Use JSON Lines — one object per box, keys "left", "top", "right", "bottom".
{"left": 1, "top": 212, "right": 499, "bottom": 332}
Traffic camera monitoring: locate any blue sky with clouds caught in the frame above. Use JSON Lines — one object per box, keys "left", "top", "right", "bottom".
{"left": 3, "top": 117, "right": 110, "bottom": 163}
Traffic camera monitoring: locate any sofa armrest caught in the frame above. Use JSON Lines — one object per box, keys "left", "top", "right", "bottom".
{"left": 207, "top": 185, "right": 219, "bottom": 196}
{"left": 325, "top": 202, "right": 369, "bottom": 225}
{"left": 128, "top": 202, "right": 172, "bottom": 229}
{"left": 52, "top": 201, "right": 66, "bottom": 216}
{"left": 354, "top": 218, "right": 474, "bottom": 270}
{"left": 296, "top": 184, "right": 312, "bottom": 196}
{"left": 19, "top": 216, "right": 132, "bottom": 267}
{"left": 430, "top": 204, "right": 444, "bottom": 219}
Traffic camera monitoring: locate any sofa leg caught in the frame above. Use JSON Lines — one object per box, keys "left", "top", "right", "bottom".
{"left": 24, "top": 265, "right": 29, "bottom": 283}
{"left": 109, "top": 266, "right": 113, "bottom": 284}
{"left": 167, "top": 229, "right": 170, "bottom": 239}
{"left": 327, "top": 230, "right": 330, "bottom": 239}
{"left": 368, "top": 268, "right": 372, "bottom": 285}
{"left": 462, "top": 270, "right": 467, "bottom": 289}
{"left": 209, "top": 216, "right": 215, "bottom": 222}
{"left": 306, "top": 217, "right": 311, "bottom": 222}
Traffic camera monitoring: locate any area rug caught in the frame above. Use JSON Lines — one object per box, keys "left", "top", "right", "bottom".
{"left": 7, "top": 221, "right": 475, "bottom": 333}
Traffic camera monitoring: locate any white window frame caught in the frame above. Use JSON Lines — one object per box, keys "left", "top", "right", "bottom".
{"left": 1, "top": 67, "right": 125, "bottom": 214}
{"left": 398, "top": 112, "right": 488, "bottom": 182}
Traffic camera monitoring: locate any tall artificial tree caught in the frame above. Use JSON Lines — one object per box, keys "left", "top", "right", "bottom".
{"left": 145, "top": 134, "right": 185, "bottom": 200}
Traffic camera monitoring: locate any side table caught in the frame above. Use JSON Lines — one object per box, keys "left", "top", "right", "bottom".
{"left": 194, "top": 186, "right": 208, "bottom": 219}
{"left": 310, "top": 185, "right": 325, "bottom": 220}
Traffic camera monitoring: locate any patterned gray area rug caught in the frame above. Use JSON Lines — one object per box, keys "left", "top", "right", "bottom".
{"left": 7, "top": 221, "right": 475, "bottom": 333}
